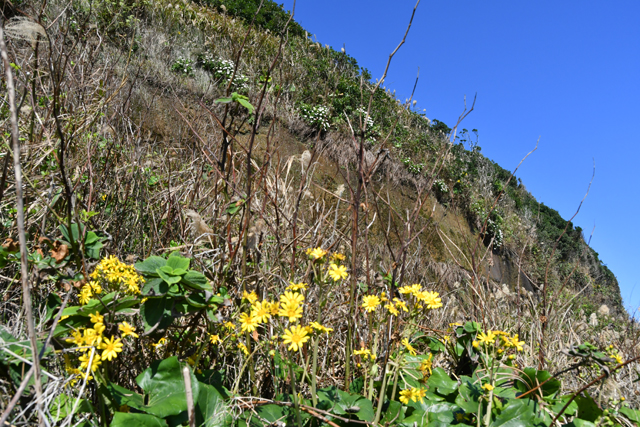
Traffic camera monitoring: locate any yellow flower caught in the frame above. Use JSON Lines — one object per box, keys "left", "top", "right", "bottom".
{"left": 613, "top": 354, "right": 623, "bottom": 365}
{"left": 78, "top": 352, "right": 102, "bottom": 371}
{"left": 239, "top": 312, "right": 259, "bottom": 332}
{"left": 281, "top": 325, "right": 310, "bottom": 351}
{"left": 419, "top": 354, "right": 433, "bottom": 376}
{"left": 379, "top": 292, "right": 389, "bottom": 303}
{"left": 224, "top": 321, "right": 235, "bottom": 330}
{"left": 477, "top": 331, "right": 496, "bottom": 345}
{"left": 361, "top": 295, "right": 381, "bottom": 312}
{"left": 78, "top": 285, "right": 93, "bottom": 305}
{"left": 278, "top": 303, "right": 303, "bottom": 322}
{"left": 209, "top": 334, "right": 221, "bottom": 344}
{"left": 330, "top": 253, "right": 345, "bottom": 262}
{"left": 286, "top": 282, "right": 308, "bottom": 291}
{"left": 67, "top": 329, "right": 85, "bottom": 347}
{"left": 267, "top": 300, "right": 280, "bottom": 316}
{"left": 83, "top": 328, "right": 102, "bottom": 347}
{"left": 472, "top": 340, "right": 479, "bottom": 349}
{"left": 399, "top": 284, "right": 421, "bottom": 295}
{"left": 511, "top": 335, "right": 525, "bottom": 352}
{"left": 280, "top": 291, "right": 305, "bottom": 307}
{"left": 251, "top": 300, "right": 272, "bottom": 323}
{"left": 482, "top": 383, "right": 494, "bottom": 392}
{"left": 118, "top": 322, "right": 139, "bottom": 338}
{"left": 415, "top": 290, "right": 442, "bottom": 309}
{"left": 237, "top": 342, "right": 249, "bottom": 356}
{"left": 309, "top": 322, "right": 333, "bottom": 334}
{"left": 100, "top": 336, "right": 123, "bottom": 361}
{"left": 393, "top": 298, "right": 408, "bottom": 312}
{"left": 401, "top": 338, "right": 417, "bottom": 356}
{"left": 385, "top": 303, "right": 399, "bottom": 316}
{"left": 242, "top": 291, "right": 258, "bottom": 304}
{"left": 399, "top": 389, "right": 413, "bottom": 404}
{"left": 89, "top": 311, "right": 104, "bottom": 324}
{"left": 92, "top": 322, "right": 106, "bottom": 336}
{"left": 413, "top": 387, "right": 426, "bottom": 402}
{"left": 90, "top": 255, "right": 143, "bottom": 295}
{"left": 353, "top": 346, "right": 375, "bottom": 360}
{"left": 89, "top": 281, "right": 102, "bottom": 294}
{"left": 307, "top": 247, "right": 327, "bottom": 260}
{"left": 152, "top": 337, "right": 167, "bottom": 349}
{"left": 327, "top": 263, "right": 348, "bottom": 281}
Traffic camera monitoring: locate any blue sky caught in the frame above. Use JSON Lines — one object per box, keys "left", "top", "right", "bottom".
{"left": 280, "top": 0, "right": 640, "bottom": 314}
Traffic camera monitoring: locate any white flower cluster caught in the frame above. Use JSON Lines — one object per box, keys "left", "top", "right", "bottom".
{"left": 433, "top": 179, "right": 449, "bottom": 194}
{"left": 486, "top": 219, "right": 504, "bottom": 248}
{"left": 355, "top": 107, "right": 374, "bottom": 131}
{"left": 171, "top": 57, "right": 194, "bottom": 76}
{"left": 300, "top": 104, "right": 330, "bottom": 131}
{"left": 197, "top": 54, "right": 249, "bottom": 90}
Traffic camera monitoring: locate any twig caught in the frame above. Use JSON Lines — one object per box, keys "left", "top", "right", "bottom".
{"left": 0, "top": 18, "right": 45, "bottom": 427}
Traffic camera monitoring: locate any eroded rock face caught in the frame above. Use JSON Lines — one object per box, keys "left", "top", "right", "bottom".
{"left": 589, "top": 312, "right": 599, "bottom": 327}
{"left": 598, "top": 304, "right": 610, "bottom": 317}
{"left": 489, "top": 252, "right": 534, "bottom": 293}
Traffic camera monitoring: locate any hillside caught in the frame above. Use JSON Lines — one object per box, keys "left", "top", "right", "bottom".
{"left": 0, "top": 0, "right": 638, "bottom": 425}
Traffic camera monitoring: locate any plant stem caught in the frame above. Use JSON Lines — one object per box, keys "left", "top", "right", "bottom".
{"left": 0, "top": 20, "right": 44, "bottom": 427}
{"left": 288, "top": 362, "right": 303, "bottom": 427}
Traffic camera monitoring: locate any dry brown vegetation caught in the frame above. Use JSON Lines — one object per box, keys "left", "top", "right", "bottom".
{"left": 1, "top": 0, "right": 639, "bottom": 425}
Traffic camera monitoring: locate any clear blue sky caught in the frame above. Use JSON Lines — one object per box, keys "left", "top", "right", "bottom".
{"left": 280, "top": 0, "right": 640, "bottom": 315}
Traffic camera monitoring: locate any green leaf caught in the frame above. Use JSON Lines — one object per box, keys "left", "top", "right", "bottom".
{"left": 59, "top": 223, "right": 82, "bottom": 244}
{"left": 141, "top": 297, "right": 173, "bottom": 333}
{"left": 493, "top": 399, "right": 536, "bottom": 426}
{"left": 316, "top": 387, "right": 374, "bottom": 422}
{"left": 79, "top": 292, "right": 116, "bottom": 315}
{"left": 236, "top": 98, "right": 254, "bottom": 114}
{"left": 186, "top": 292, "right": 208, "bottom": 308}
{"left": 400, "top": 409, "right": 427, "bottom": 426}
{"left": 226, "top": 199, "right": 245, "bottom": 215}
{"left": 196, "top": 382, "right": 232, "bottom": 427}
{"left": 136, "top": 357, "right": 200, "bottom": 419}
{"left": 156, "top": 268, "right": 183, "bottom": 285}
{"left": 135, "top": 256, "right": 167, "bottom": 276}
{"left": 517, "top": 368, "right": 560, "bottom": 398}
{"left": 84, "top": 231, "right": 101, "bottom": 245}
{"left": 455, "top": 378, "right": 482, "bottom": 414}
{"left": 427, "top": 368, "right": 459, "bottom": 396}
{"left": 181, "top": 270, "right": 212, "bottom": 291}
{"left": 574, "top": 393, "right": 602, "bottom": 422}
{"left": 463, "top": 321, "right": 482, "bottom": 334}
{"left": 620, "top": 406, "right": 640, "bottom": 424}
{"left": 53, "top": 369, "right": 91, "bottom": 402}
{"left": 106, "top": 382, "right": 145, "bottom": 410}
{"left": 427, "top": 409, "right": 455, "bottom": 427}
{"left": 214, "top": 97, "right": 233, "bottom": 104}
{"left": 250, "top": 404, "right": 289, "bottom": 426}
{"left": 563, "top": 419, "right": 596, "bottom": 427}
{"left": 110, "top": 412, "right": 168, "bottom": 427}
{"left": 166, "top": 255, "right": 190, "bottom": 271}
{"left": 380, "top": 400, "right": 404, "bottom": 425}
{"left": 142, "top": 277, "right": 169, "bottom": 296}
{"left": 550, "top": 395, "right": 578, "bottom": 417}
{"left": 43, "top": 292, "right": 62, "bottom": 323}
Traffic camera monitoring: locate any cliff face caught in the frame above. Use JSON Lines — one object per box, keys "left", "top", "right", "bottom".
{"left": 1, "top": 0, "right": 623, "bottom": 319}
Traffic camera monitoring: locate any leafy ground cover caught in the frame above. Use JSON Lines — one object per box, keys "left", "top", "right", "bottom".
{"left": 0, "top": 0, "right": 639, "bottom": 425}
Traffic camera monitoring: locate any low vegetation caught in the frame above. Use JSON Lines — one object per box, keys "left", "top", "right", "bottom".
{"left": 0, "top": 0, "right": 638, "bottom": 425}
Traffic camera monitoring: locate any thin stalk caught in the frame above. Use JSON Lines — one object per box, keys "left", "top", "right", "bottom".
{"left": 374, "top": 360, "right": 394, "bottom": 424}
{"left": 310, "top": 278, "right": 326, "bottom": 407}
{"left": 288, "top": 362, "right": 303, "bottom": 427}
{"left": 0, "top": 20, "right": 44, "bottom": 427}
